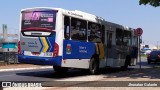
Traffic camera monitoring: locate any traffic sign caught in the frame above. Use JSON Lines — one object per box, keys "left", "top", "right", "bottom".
{"left": 134, "top": 28, "right": 143, "bottom": 36}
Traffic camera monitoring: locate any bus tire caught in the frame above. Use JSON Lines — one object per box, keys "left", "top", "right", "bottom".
{"left": 53, "top": 66, "right": 68, "bottom": 73}
{"left": 89, "top": 57, "right": 99, "bottom": 75}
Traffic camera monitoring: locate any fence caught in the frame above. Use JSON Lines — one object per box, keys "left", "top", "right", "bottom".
{"left": 0, "top": 52, "right": 18, "bottom": 64}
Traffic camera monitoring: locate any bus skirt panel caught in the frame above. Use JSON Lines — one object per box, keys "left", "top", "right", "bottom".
{"left": 18, "top": 55, "right": 62, "bottom": 66}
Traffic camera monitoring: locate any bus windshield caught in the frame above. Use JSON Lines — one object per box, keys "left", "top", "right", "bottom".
{"left": 21, "top": 10, "right": 57, "bottom": 30}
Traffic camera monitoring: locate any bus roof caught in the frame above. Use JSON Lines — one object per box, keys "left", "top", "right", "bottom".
{"left": 21, "top": 7, "right": 134, "bottom": 31}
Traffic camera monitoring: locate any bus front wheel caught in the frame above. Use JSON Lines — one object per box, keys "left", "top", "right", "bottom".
{"left": 53, "top": 66, "right": 68, "bottom": 73}
{"left": 89, "top": 57, "right": 99, "bottom": 75}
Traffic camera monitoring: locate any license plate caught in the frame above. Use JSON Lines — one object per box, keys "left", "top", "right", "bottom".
{"left": 44, "top": 52, "right": 52, "bottom": 56}
{"left": 32, "top": 52, "right": 40, "bottom": 56}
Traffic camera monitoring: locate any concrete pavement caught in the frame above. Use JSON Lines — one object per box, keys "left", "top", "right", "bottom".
{"left": 0, "top": 63, "right": 52, "bottom": 72}
{"left": 0, "top": 57, "right": 147, "bottom": 72}
{"left": 0, "top": 57, "right": 158, "bottom": 72}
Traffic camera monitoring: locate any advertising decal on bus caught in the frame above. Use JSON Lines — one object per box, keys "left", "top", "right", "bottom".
{"left": 63, "top": 40, "right": 96, "bottom": 59}
{"left": 21, "top": 35, "right": 55, "bottom": 52}
{"left": 22, "top": 10, "right": 56, "bottom": 30}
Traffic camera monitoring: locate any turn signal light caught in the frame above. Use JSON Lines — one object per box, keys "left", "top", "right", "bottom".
{"left": 53, "top": 43, "right": 59, "bottom": 57}
{"left": 18, "top": 41, "right": 21, "bottom": 54}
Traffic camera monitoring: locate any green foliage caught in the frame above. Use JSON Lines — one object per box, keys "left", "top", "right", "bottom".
{"left": 139, "top": 0, "right": 160, "bottom": 7}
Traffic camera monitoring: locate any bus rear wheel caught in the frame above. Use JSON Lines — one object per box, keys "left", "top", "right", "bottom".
{"left": 89, "top": 57, "right": 99, "bottom": 75}
{"left": 53, "top": 66, "right": 68, "bottom": 73}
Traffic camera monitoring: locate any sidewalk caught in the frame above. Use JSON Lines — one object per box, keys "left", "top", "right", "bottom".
{"left": 0, "top": 63, "right": 52, "bottom": 72}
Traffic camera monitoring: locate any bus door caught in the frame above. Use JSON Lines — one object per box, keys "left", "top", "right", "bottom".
{"left": 105, "top": 30, "right": 115, "bottom": 66}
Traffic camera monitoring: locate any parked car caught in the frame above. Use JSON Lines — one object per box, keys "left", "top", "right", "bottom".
{"left": 147, "top": 50, "right": 160, "bottom": 64}
{"left": 141, "top": 48, "right": 152, "bottom": 55}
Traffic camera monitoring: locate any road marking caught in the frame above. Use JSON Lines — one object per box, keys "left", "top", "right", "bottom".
{"left": 0, "top": 74, "right": 14, "bottom": 78}
{"left": 0, "top": 66, "right": 52, "bottom": 72}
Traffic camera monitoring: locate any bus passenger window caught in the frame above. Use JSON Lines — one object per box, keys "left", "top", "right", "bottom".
{"left": 116, "top": 29, "right": 123, "bottom": 46}
{"left": 116, "top": 29, "right": 131, "bottom": 46}
{"left": 123, "top": 30, "right": 131, "bottom": 46}
{"left": 71, "top": 18, "right": 87, "bottom": 41}
{"left": 107, "top": 32, "right": 113, "bottom": 48}
{"left": 64, "top": 16, "right": 70, "bottom": 39}
{"left": 88, "top": 22, "right": 102, "bottom": 43}
{"left": 101, "top": 25, "right": 105, "bottom": 43}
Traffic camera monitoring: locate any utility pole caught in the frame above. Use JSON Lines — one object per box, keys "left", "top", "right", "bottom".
{"left": 135, "top": 28, "right": 143, "bottom": 69}
{"left": 157, "top": 41, "right": 159, "bottom": 50}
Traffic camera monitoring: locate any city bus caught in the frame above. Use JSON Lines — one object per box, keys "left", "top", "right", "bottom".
{"left": 18, "top": 7, "right": 138, "bottom": 74}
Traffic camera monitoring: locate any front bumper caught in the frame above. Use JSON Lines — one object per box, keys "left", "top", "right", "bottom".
{"left": 18, "top": 55, "right": 62, "bottom": 66}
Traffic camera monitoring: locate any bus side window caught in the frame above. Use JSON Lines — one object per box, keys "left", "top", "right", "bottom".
{"left": 123, "top": 30, "right": 131, "bottom": 46}
{"left": 132, "top": 36, "right": 138, "bottom": 46}
{"left": 71, "top": 18, "right": 87, "bottom": 41}
{"left": 107, "top": 32, "right": 112, "bottom": 48}
{"left": 101, "top": 25, "right": 105, "bottom": 43}
{"left": 88, "top": 22, "right": 102, "bottom": 43}
{"left": 64, "top": 16, "right": 70, "bottom": 39}
{"left": 116, "top": 28, "right": 123, "bottom": 46}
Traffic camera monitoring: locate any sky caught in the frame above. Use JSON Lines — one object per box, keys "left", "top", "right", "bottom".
{"left": 0, "top": 0, "right": 159, "bottom": 45}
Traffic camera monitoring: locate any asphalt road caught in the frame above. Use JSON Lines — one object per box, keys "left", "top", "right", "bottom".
{"left": 133, "top": 57, "right": 160, "bottom": 69}
{"left": 0, "top": 68, "right": 95, "bottom": 81}
{"left": 0, "top": 66, "right": 134, "bottom": 87}
{"left": 0, "top": 57, "right": 160, "bottom": 87}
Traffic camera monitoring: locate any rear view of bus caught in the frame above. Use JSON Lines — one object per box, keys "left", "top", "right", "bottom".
{"left": 18, "top": 8, "right": 61, "bottom": 66}
{"left": 18, "top": 8, "right": 138, "bottom": 74}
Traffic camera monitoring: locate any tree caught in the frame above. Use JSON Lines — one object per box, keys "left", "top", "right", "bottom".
{"left": 139, "top": 0, "right": 160, "bottom": 7}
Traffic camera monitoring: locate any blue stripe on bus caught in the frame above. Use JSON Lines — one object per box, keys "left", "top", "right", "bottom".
{"left": 18, "top": 55, "right": 62, "bottom": 66}
{"left": 45, "top": 32, "right": 56, "bottom": 52}
{"left": 46, "top": 37, "right": 51, "bottom": 52}
{"left": 63, "top": 40, "right": 96, "bottom": 59}
{"left": 47, "top": 38, "right": 53, "bottom": 52}
{"left": 46, "top": 37, "right": 50, "bottom": 52}
{"left": 49, "top": 34, "right": 56, "bottom": 52}
{"left": 39, "top": 37, "right": 43, "bottom": 52}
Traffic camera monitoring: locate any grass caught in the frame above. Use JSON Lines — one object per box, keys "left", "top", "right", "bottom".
{"left": 141, "top": 54, "right": 148, "bottom": 58}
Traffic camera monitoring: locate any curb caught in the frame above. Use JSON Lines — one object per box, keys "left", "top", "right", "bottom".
{"left": 0, "top": 66, "right": 53, "bottom": 72}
